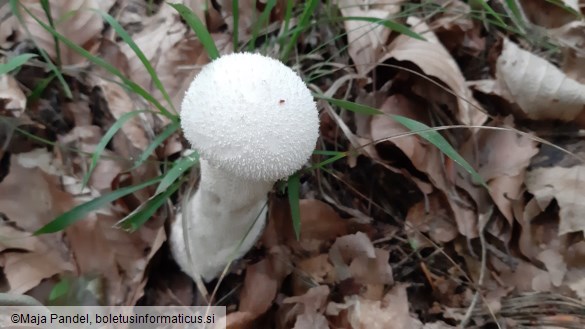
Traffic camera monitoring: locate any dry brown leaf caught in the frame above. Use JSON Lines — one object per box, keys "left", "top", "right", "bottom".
{"left": 294, "top": 254, "right": 334, "bottom": 293}
{"left": 431, "top": 0, "right": 484, "bottom": 56}
{"left": 329, "top": 232, "right": 394, "bottom": 287}
{"left": 0, "top": 4, "right": 20, "bottom": 48}
{"left": 239, "top": 247, "right": 292, "bottom": 320}
{"left": 283, "top": 285, "right": 330, "bottom": 329}
{"left": 371, "top": 94, "right": 477, "bottom": 237}
{"left": 495, "top": 38, "right": 585, "bottom": 121}
{"left": 493, "top": 257, "right": 553, "bottom": 292}
{"left": 385, "top": 16, "right": 486, "bottom": 126}
{"left": 458, "top": 126, "right": 539, "bottom": 224}
{"left": 0, "top": 74, "right": 26, "bottom": 117}
{"left": 93, "top": 78, "right": 150, "bottom": 152}
{"left": 65, "top": 213, "right": 165, "bottom": 305}
{"left": 19, "top": 0, "right": 103, "bottom": 65}
{"left": 335, "top": 0, "right": 401, "bottom": 76}
{"left": 550, "top": 21, "right": 585, "bottom": 83}
{"left": 0, "top": 250, "right": 74, "bottom": 294}
{"left": 371, "top": 94, "right": 448, "bottom": 191}
{"left": 224, "top": 311, "right": 255, "bottom": 329}
{"left": 537, "top": 249, "right": 567, "bottom": 287}
{"left": 326, "top": 285, "right": 420, "bottom": 329}
{"left": 298, "top": 199, "right": 348, "bottom": 241}
{"left": 519, "top": 0, "right": 580, "bottom": 28}
{"left": 525, "top": 165, "right": 585, "bottom": 236}
{"left": 119, "top": 4, "right": 231, "bottom": 112}
{"left": 406, "top": 193, "right": 458, "bottom": 246}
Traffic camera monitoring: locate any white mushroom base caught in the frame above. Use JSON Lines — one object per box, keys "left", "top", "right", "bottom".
{"left": 170, "top": 159, "right": 271, "bottom": 281}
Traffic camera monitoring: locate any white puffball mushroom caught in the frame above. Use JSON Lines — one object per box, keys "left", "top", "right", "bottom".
{"left": 170, "top": 53, "right": 319, "bottom": 281}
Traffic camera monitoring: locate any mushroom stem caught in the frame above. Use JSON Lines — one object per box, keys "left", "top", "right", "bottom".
{"left": 170, "top": 159, "right": 272, "bottom": 281}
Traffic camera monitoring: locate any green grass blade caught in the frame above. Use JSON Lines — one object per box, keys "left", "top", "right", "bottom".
{"left": 287, "top": 173, "right": 301, "bottom": 240}
{"left": 313, "top": 150, "right": 345, "bottom": 156}
{"left": 154, "top": 151, "right": 199, "bottom": 195}
{"left": 81, "top": 110, "right": 148, "bottom": 189}
{"left": 0, "top": 53, "right": 37, "bottom": 75}
{"left": 19, "top": 4, "right": 175, "bottom": 119}
{"left": 39, "top": 0, "right": 62, "bottom": 66}
{"left": 48, "top": 279, "right": 70, "bottom": 301}
{"left": 310, "top": 152, "right": 347, "bottom": 170}
{"left": 232, "top": 0, "right": 239, "bottom": 49}
{"left": 324, "top": 97, "right": 488, "bottom": 189}
{"left": 342, "top": 16, "right": 426, "bottom": 41}
{"left": 391, "top": 115, "right": 488, "bottom": 188}
{"left": 28, "top": 73, "right": 55, "bottom": 102}
{"left": 248, "top": 0, "right": 276, "bottom": 51}
{"left": 472, "top": 0, "right": 508, "bottom": 28}
{"left": 116, "top": 179, "right": 181, "bottom": 232}
{"left": 169, "top": 3, "right": 220, "bottom": 60}
{"left": 9, "top": 0, "right": 72, "bottom": 98}
{"left": 34, "top": 176, "right": 163, "bottom": 235}
{"left": 278, "top": 0, "right": 294, "bottom": 50}
{"left": 97, "top": 10, "right": 176, "bottom": 114}
{"left": 130, "top": 121, "right": 180, "bottom": 170}
{"left": 316, "top": 94, "right": 383, "bottom": 115}
{"left": 281, "top": 0, "right": 318, "bottom": 61}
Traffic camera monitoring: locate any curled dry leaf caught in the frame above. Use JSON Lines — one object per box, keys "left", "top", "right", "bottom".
{"left": 19, "top": 0, "right": 103, "bottom": 65}
{"left": 329, "top": 232, "right": 393, "bottom": 286}
{"left": 326, "top": 285, "right": 419, "bottom": 329}
{"left": 283, "top": 285, "right": 330, "bottom": 329}
{"left": 0, "top": 151, "right": 75, "bottom": 293}
{"left": 335, "top": 0, "right": 402, "bottom": 76}
{"left": 371, "top": 94, "right": 477, "bottom": 237}
{"left": 525, "top": 165, "right": 585, "bottom": 236}
{"left": 385, "top": 17, "right": 486, "bottom": 126}
{"left": 0, "top": 74, "right": 26, "bottom": 117}
{"left": 406, "top": 193, "right": 458, "bottom": 247}
{"left": 458, "top": 126, "right": 539, "bottom": 224}
{"left": 239, "top": 247, "right": 292, "bottom": 322}
{"left": 518, "top": 0, "right": 580, "bottom": 28}
{"left": 496, "top": 38, "right": 585, "bottom": 121}
{"left": 550, "top": 21, "right": 585, "bottom": 83}
{"left": 119, "top": 4, "right": 231, "bottom": 112}
{"left": 92, "top": 78, "right": 150, "bottom": 152}
{"left": 0, "top": 4, "right": 20, "bottom": 47}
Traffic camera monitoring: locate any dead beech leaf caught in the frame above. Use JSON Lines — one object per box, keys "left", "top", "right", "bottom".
{"left": 496, "top": 38, "right": 585, "bottom": 121}
{"left": 0, "top": 74, "right": 26, "bottom": 117}
{"left": 385, "top": 16, "right": 486, "bottom": 126}
{"left": 537, "top": 249, "right": 567, "bottom": 287}
{"left": 239, "top": 248, "right": 292, "bottom": 320}
{"left": 224, "top": 311, "right": 255, "bottom": 329}
{"left": 334, "top": 0, "right": 401, "bottom": 76}
{"left": 518, "top": 0, "right": 580, "bottom": 28}
{"left": 119, "top": 4, "right": 231, "bottom": 112}
{"left": 93, "top": 78, "right": 150, "bottom": 152}
{"left": 525, "top": 165, "right": 585, "bottom": 236}
{"left": 284, "top": 285, "right": 330, "bottom": 329}
{"left": 298, "top": 199, "right": 348, "bottom": 241}
{"left": 65, "top": 212, "right": 165, "bottom": 305}
{"left": 406, "top": 193, "right": 458, "bottom": 246}
{"left": 19, "top": 0, "right": 103, "bottom": 65}
{"left": 329, "top": 232, "right": 393, "bottom": 286}
{"left": 458, "top": 127, "right": 539, "bottom": 224}
{"left": 371, "top": 94, "right": 478, "bottom": 237}
{"left": 326, "top": 285, "right": 419, "bottom": 329}
{"left": 550, "top": 21, "right": 585, "bottom": 83}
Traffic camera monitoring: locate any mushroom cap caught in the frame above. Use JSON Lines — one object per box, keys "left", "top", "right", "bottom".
{"left": 181, "top": 53, "right": 319, "bottom": 181}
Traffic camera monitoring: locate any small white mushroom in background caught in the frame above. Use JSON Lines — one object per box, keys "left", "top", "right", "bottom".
{"left": 170, "top": 52, "right": 320, "bottom": 282}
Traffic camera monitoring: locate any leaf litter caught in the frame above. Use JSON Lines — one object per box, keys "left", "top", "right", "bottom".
{"left": 1, "top": 0, "right": 585, "bottom": 328}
